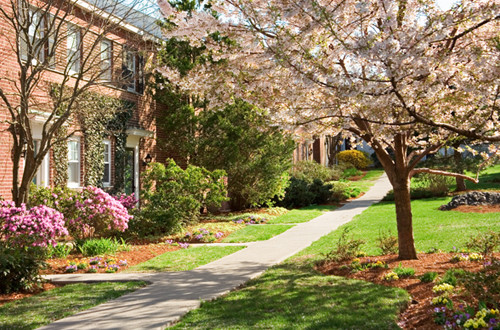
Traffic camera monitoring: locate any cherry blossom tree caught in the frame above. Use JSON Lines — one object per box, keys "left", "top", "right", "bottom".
{"left": 157, "top": 0, "right": 499, "bottom": 259}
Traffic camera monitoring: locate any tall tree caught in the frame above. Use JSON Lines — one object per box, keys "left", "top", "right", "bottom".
{"left": 0, "top": 0, "right": 152, "bottom": 205}
{"left": 158, "top": 0, "right": 499, "bottom": 259}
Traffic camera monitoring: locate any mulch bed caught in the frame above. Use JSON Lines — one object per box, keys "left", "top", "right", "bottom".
{"left": 316, "top": 252, "right": 500, "bottom": 329}
{"left": 40, "top": 243, "right": 180, "bottom": 275}
{"left": 453, "top": 204, "right": 500, "bottom": 213}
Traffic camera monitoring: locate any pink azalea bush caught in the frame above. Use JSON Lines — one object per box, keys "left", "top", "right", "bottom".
{"left": 69, "top": 186, "right": 132, "bottom": 239}
{"left": 0, "top": 200, "right": 68, "bottom": 247}
{"left": 113, "top": 193, "right": 138, "bottom": 210}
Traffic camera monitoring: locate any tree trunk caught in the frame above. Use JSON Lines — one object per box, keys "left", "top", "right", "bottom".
{"left": 229, "top": 192, "right": 247, "bottom": 211}
{"left": 393, "top": 177, "right": 418, "bottom": 260}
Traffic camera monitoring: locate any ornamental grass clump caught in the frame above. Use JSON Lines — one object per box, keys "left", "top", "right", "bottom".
{"left": 393, "top": 263, "right": 415, "bottom": 278}
{"left": 419, "top": 271, "right": 439, "bottom": 283}
{"left": 325, "top": 227, "right": 365, "bottom": 262}
{"left": 77, "top": 238, "right": 121, "bottom": 256}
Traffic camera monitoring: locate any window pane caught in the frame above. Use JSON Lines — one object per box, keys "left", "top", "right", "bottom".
{"left": 68, "top": 162, "right": 79, "bottom": 183}
{"left": 103, "top": 143, "right": 109, "bottom": 163}
{"left": 102, "top": 163, "right": 110, "bottom": 184}
{"left": 68, "top": 141, "right": 78, "bottom": 161}
{"left": 67, "top": 25, "right": 80, "bottom": 72}
{"left": 122, "top": 49, "right": 136, "bottom": 91}
{"left": 101, "top": 40, "right": 111, "bottom": 80}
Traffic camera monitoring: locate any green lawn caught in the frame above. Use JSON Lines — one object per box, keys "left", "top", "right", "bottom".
{"left": 126, "top": 246, "right": 245, "bottom": 272}
{"left": 267, "top": 205, "right": 336, "bottom": 224}
{"left": 349, "top": 169, "right": 384, "bottom": 193}
{"left": 221, "top": 225, "right": 294, "bottom": 243}
{"left": 463, "top": 164, "right": 500, "bottom": 191}
{"left": 321, "top": 197, "right": 500, "bottom": 255}
{"left": 0, "top": 282, "right": 147, "bottom": 330}
{"left": 171, "top": 218, "right": 409, "bottom": 329}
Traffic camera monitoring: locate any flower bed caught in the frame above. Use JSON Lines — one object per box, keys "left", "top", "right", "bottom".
{"left": 316, "top": 253, "right": 500, "bottom": 329}
{"left": 41, "top": 243, "right": 180, "bottom": 275}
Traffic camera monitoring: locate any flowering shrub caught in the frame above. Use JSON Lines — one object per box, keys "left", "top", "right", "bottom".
{"left": 31, "top": 185, "right": 132, "bottom": 239}
{"left": 233, "top": 215, "right": 267, "bottom": 224}
{"left": 113, "top": 193, "right": 138, "bottom": 210}
{"left": 70, "top": 187, "right": 131, "bottom": 239}
{"left": 179, "top": 242, "right": 190, "bottom": 249}
{"left": 0, "top": 200, "right": 67, "bottom": 247}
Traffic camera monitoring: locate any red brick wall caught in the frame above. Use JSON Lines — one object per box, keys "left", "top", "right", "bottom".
{"left": 0, "top": 0, "right": 171, "bottom": 199}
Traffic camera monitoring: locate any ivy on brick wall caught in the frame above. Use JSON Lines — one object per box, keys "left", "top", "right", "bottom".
{"left": 53, "top": 127, "right": 68, "bottom": 187}
{"left": 50, "top": 85, "right": 134, "bottom": 190}
{"left": 107, "top": 102, "right": 134, "bottom": 194}
{"left": 77, "top": 93, "right": 121, "bottom": 187}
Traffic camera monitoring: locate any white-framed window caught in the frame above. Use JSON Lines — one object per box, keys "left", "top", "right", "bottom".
{"left": 101, "top": 39, "right": 112, "bottom": 81}
{"left": 67, "top": 24, "right": 81, "bottom": 74}
{"left": 67, "top": 138, "right": 80, "bottom": 188}
{"left": 102, "top": 139, "right": 111, "bottom": 186}
{"left": 20, "top": 6, "right": 44, "bottom": 63}
{"left": 32, "top": 140, "right": 49, "bottom": 187}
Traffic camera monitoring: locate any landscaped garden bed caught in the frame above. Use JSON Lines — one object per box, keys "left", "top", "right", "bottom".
{"left": 316, "top": 252, "right": 500, "bottom": 329}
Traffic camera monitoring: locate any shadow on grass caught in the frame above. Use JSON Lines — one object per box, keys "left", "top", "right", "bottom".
{"left": 0, "top": 282, "right": 146, "bottom": 330}
{"left": 465, "top": 172, "right": 500, "bottom": 191}
{"left": 171, "top": 262, "right": 408, "bottom": 329}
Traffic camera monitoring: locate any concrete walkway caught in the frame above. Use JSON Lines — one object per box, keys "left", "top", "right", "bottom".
{"left": 40, "top": 174, "right": 392, "bottom": 330}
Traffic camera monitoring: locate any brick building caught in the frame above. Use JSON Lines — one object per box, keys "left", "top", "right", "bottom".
{"left": 0, "top": 0, "right": 169, "bottom": 200}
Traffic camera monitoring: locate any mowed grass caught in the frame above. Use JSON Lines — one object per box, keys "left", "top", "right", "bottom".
{"left": 221, "top": 224, "right": 294, "bottom": 243}
{"left": 0, "top": 281, "right": 147, "bottom": 330}
{"left": 463, "top": 164, "right": 500, "bottom": 191}
{"left": 267, "top": 205, "right": 336, "bottom": 224}
{"left": 171, "top": 217, "right": 409, "bottom": 329}
{"left": 348, "top": 169, "right": 384, "bottom": 193}
{"left": 126, "top": 246, "right": 245, "bottom": 272}
{"left": 323, "top": 197, "right": 500, "bottom": 255}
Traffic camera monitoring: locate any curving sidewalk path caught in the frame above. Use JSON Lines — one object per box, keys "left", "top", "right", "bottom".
{"left": 39, "top": 174, "right": 392, "bottom": 330}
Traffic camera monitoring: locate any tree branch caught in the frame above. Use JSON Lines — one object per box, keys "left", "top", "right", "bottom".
{"left": 410, "top": 168, "right": 478, "bottom": 183}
